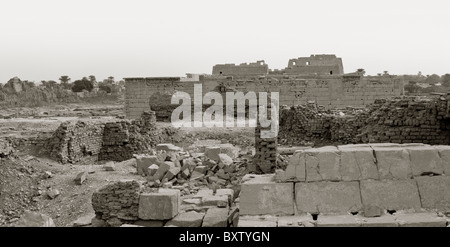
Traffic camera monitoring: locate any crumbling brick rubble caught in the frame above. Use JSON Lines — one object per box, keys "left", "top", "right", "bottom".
{"left": 279, "top": 96, "right": 450, "bottom": 146}
{"left": 46, "top": 110, "right": 168, "bottom": 163}
{"left": 91, "top": 180, "right": 143, "bottom": 226}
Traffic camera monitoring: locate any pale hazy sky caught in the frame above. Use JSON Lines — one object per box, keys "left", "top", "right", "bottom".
{"left": 1, "top": 0, "right": 449, "bottom": 83}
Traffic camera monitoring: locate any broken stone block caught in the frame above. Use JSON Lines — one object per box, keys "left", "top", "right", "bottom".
{"left": 136, "top": 155, "right": 159, "bottom": 176}
{"left": 317, "top": 215, "right": 361, "bottom": 227}
{"left": 147, "top": 164, "right": 159, "bottom": 177}
{"left": 151, "top": 162, "right": 172, "bottom": 181}
{"left": 46, "top": 189, "right": 60, "bottom": 199}
{"left": 285, "top": 150, "right": 306, "bottom": 181}
{"left": 183, "top": 198, "right": 202, "bottom": 205}
{"left": 415, "top": 176, "right": 450, "bottom": 211}
{"left": 406, "top": 146, "right": 444, "bottom": 176}
{"left": 72, "top": 214, "right": 94, "bottom": 227}
{"left": 218, "top": 144, "right": 240, "bottom": 159}
{"left": 15, "top": 210, "right": 55, "bottom": 227}
{"left": 357, "top": 215, "right": 398, "bottom": 227}
{"left": 215, "top": 169, "right": 230, "bottom": 180}
{"left": 201, "top": 195, "right": 229, "bottom": 207}
{"left": 193, "top": 189, "right": 214, "bottom": 198}
{"left": 353, "top": 147, "right": 379, "bottom": 180}
{"left": 306, "top": 146, "right": 341, "bottom": 181}
{"left": 180, "top": 168, "right": 190, "bottom": 179}
{"left": 223, "top": 163, "right": 236, "bottom": 173}
{"left": 75, "top": 171, "right": 87, "bottom": 185}
{"left": 205, "top": 146, "right": 221, "bottom": 161}
{"left": 103, "top": 162, "right": 115, "bottom": 171}
{"left": 163, "top": 167, "right": 181, "bottom": 181}
{"left": 166, "top": 211, "right": 205, "bottom": 227}
{"left": 215, "top": 188, "right": 234, "bottom": 201}
{"left": 295, "top": 181, "right": 362, "bottom": 214}
{"left": 194, "top": 165, "right": 207, "bottom": 174}
{"left": 202, "top": 207, "right": 229, "bottom": 227}
{"left": 237, "top": 215, "right": 278, "bottom": 227}
{"left": 360, "top": 179, "right": 421, "bottom": 212}
{"left": 395, "top": 212, "right": 446, "bottom": 227}
{"left": 218, "top": 153, "right": 233, "bottom": 168}
{"left": 239, "top": 174, "right": 294, "bottom": 215}
{"left": 190, "top": 171, "right": 205, "bottom": 180}
{"left": 373, "top": 147, "right": 412, "bottom": 179}
{"left": 138, "top": 189, "right": 180, "bottom": 220}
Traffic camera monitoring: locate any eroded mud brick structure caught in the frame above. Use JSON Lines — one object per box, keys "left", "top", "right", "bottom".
{"left": 253, "top": 97, "right": 277, "bottom": 173}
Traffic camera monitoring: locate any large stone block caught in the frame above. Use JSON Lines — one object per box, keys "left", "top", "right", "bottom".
{"left": 239, "top": 174, "right": 294, "bottom": 216}
{"left": 295, "top": 181, "right": 362, "bottom": 214}
{"left": 434, "top": 145, "right": 450, "bottom": 175}
{"left": 136, "top": 155, "right": 159, "bottom": 176}
{"left": 360, "top": 180, "right": 421, "bottom": 211}
{"left": 338, "top": 146, "right": 378, "bottom": 180}
{"left": 373, "top": 147, "right": 412, "bottom": 180}
{"left": 138, "top": 189, "right": 180, "bottom": 220}
{"left": 415, "top": 176, "right": 450, "bottom": 211}
{"left": 406, "top": 147, "right": 444, "bottom": 176}
{"left": 202, "top": 208, "right": 229, "bottom": 227}
{"left": 305, "top": 146, "right": 341, "bottom": 182}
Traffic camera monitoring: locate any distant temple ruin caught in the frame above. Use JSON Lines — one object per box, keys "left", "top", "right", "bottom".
{"left": 124, "top": 55, "right": 403, "bottom": 120}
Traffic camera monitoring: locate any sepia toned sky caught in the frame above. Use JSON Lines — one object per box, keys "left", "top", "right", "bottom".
{"left": 0, "top": 0, "right": 449, "bottom": 83}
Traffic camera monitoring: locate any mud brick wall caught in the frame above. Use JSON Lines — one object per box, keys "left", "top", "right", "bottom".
{"left": 254, "top": 127, "right": 277, "bottom": 174}
{"left": 124, "top": 74, "right": 403, "bottom": 120}
{"left": 240, "top": 143, "right": 450, "bottom": 216}
{"left": 92, "top": 180, "right": 142, "bottom": 226}
{"left": 279, "top": 96, "right": 450, "bottom": 146}
{"left": 46, "top": 120, "right": 104, "bottom": 164}
{"left": 47, "top": 111, "right": 160, "bottom": 163}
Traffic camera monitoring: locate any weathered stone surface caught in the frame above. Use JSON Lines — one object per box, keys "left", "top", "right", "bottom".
{"left": 395, "top": 213, "right": 446, "bottom": 227}
{"left": 338, "top": 149, "right": 361, "bottom": 181}
{"left": 295, "top": 181, "right": 362, "bottom": 214}
{"left": 216, "top": 188, "right": 234, "bottom": 201}
{"left": 151, "top": 162, "right": 171, "bottom": 181}
{"left": 415, "top": 176, "right": 450, "bottom": 211}
{"left": 240, "top": 174, "right": 294, "bottom": 215}
{"left": 237, "top": 215, "right": 278, "bottom": 227}
{"left": 218, "top": 153, "right": 233, "bottom": 168}
{"left": 47, "top": 189, "right": 60, "bottom": 199}
{"left": 277, "top": 215, "right": 315, "bottom": 227}
{"left": 103, "top": 162, "right": 115, "bottom": 171}
{"left": 72, "top": 214, "right": 94, "bottom": 227}
{"left": 305, "top": 146, "right": 341, "bottom": 182}
{"left": 75, "top": 171, "right": 87, "bottom": 185}
{"left": 285, "top": 150, "right": 306, "bottom": 181}
{"left": 434, "top": 145, "right": 450, "bottom": 175}
{"left": 360, "top": 179, "right": 421, "bottom": 211}
{"left": 201, "top": 195, "right": 229, "bottom": 207}
{"left": 364, "top": 205, "right": 383, "bottom": 217}
{"left": 373, "top": 147, "right": 412, "bottom": 179}
{"left": 163, "top": 167, "right": 181, "bottom": 181}
{"left": 136, "top": 155, "right": 159, "bottom": 175}
{"left": 15, "top": 210, "right": 55, "bottom": 227}
{"left": 147, "top": 164, "right": 159, "bottom": 177}
{"left": 138, "top": 189, "right": 180, "bottom": 220}
{"left": 317, "top": 215, "right": 361, "bottom": 227}
{"left": 202, "top": 207, "right": 228, "bottom": 227}
{"left": 357, "top": 215, "right": 398, "bottom": 227}
{"left": 166, "top": 211, "right": 205, "bottom": 227}
{"left": 205, "top": 146, "right": 221, "bottom": 161}
{"left": 406, "top": 147, "right": 444, "bottom": 176}
{"left": 133, "top": 220, "right": 164, "bottom": 227}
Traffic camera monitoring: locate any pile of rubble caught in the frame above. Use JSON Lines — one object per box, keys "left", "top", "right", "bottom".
{"left": 0, "top": 139, "right": 14, "bottom": 158}
{"left": 135, "top": 143, "right": 248, "bottom": 191}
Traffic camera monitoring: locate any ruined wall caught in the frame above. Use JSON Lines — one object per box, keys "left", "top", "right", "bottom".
{"left": 279, "top": 96, "right": 450, "bottom": 146}
{"left": 47, "top": 111, "right": 163, "bottom": 163}
{"left": 125, "top": 75, "right": 403, "bottom": 120}
{"left": 285, "top": 54, "right": 344, "bottom": 75}
{"left": 212, "top": 60, "right": 268, "bottom": 76}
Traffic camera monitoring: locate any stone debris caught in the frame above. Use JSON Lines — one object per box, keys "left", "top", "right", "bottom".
{"left": 103, "top": 162, "right": 115, "bottom": 171}
{"left": 72, "top": 214, "right": 94, "bottom": 227}
{"left": 46, "top": 189, "right": 60, "bottom": 199}
{"left": 15, "top": 210, "right": 55, "bottom": 227}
